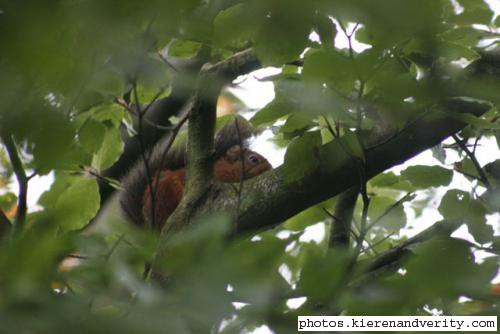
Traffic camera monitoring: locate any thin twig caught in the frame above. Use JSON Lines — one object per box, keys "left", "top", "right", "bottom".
{"left": 132, "top": 82, "right": 157, "bottom": 229}
{"left": 452, "top": 134, "right": 491, "bottom": 190}
{"left": 157, "top": 52, "right": 179, "bottom": 73}
{"left": 356, "top": 181, "right": 370, "bottom": 252}
{"left": 115, "top": 98, "right": 177, "bottom": 132}
{"left": 234, "top": 118, "right": 246, "bottom": 223}
{"left": 472, "top": 135, "right": 481, "bottom": 155}
{"left": 141, "top": 111, "right": 189, "bottom": 281}
{"left": 105, "top": 233, "right": 126, "bottom": 260}
{"left": 1, "top": 133, "right": 28, "bottom": 235}
{"left": 150, "top": 112, "right": 190, "bottom": 218}
{"left": 81, "top": 166, "right": 121, "bottom": 190}
{"left": 360, "top": 232, "right": 396, "bottom": 255}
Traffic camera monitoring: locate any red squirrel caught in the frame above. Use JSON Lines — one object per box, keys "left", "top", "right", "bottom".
{"left": 120, "top": 120, "right": 272, "bottom": 230}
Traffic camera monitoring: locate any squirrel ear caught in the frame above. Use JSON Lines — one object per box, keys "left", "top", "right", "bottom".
{"left": 225, "top": 145, "right": 242, "bottom": 161}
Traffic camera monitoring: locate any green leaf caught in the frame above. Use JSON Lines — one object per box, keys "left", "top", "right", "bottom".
{"left": 297, "top": 246, "right": 349, "bottom": 303}
{"left": 251, "top": 98, "right": 293, "bottom": 126}
{"left": 213, "top": 4, "right": 255, "bottom": 49}
{"left": 439, "top": 41, "right": 480, "bottom": 62}
{"left": 400, "top": 165, "right": 453, "bottom": 189}
{"left": 454, "top": 157, "right": 479, "bottom": 180}
{"left": 464, "top": 200, "right": 494, "bottom": 244}
{"left": 283, "top": 131, "right": 321, "bottom": 183}
{"left": 404, "top": 238, "right": 495, "bottom": 301}
{"left": 313, "top": 13, "right": 336, "bottom": 49}
{"left": 286, "top": 199, "right": 335, "bottom": 231}
{"left": 79, "top": 120, "right": 107, "bottom": 154}
{"left": 91, "top": 103, "right": 126, "bottom": 127}
{"left": 280, "top": 112, "right": 314, "bottom": 135}
{"left": 29, "top": 110, "right": 76, "bottom": 174}
{"left": 39, "top": 174, "right": 100, "bottom": 231}
{"left": 0, "top": 192, "right": 16, "bottom": 212}
{"left": 370, "top": 172, "right": 400, "bottom": 187}
{"left": 368, "top": 196, "right": 407, "bottom": 232}
{"left": 168, "top": 39, "right": 202, "bottom": 58}
{"left": 441, "top": 27, "right": 486, "bottom": 48}
{"left": 251, "top": 79, "right": 310, "bottom": 127}
{"left": 253, "top": 4, "right": 313, "bottom": 65}
{"left": 451, "top": 0, "right": 494, "bottom": 25}
{"left": 88, "top": 67, "right": 124, "bottom": 98}
{"left": 438, "top": 190, "right": 470, "bottom": 220}
{"left": 91, "top": 128, "right": 124, "bottom": 170}
{"left": 340, "top": 131, "right": 365, "bottom": 162}
{"left": 55, "top": 178, "right": 100, "bottom": 231}
{"left": 431, "top": 144, "right": 447, "bottom": 164}
{"left": 303, "top": 49, "right": 356, "bottom": 95}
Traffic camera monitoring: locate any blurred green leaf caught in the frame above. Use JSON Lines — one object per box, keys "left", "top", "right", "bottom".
{"left": 168, "top": 40, "right": 202, "bottom": 58}
{"left": 91, "top": 128, "right": 124, "bottom": 170}
{"left": 303, "top": 49, "right": 357, "bottom": 95}
{"left": 368, "top": 196, "right": 407, "bottom": 232}
{"left": 404, "top": 238, "right": 497, "bottom": 301}
{"left": 464, "top": 200, "right": 494, "bottom": 244}
{"left": 400, "top": 165, "right": 453, "bottom": 189}
{"left": 314, "top": 13, "right": 337, "bottom": 49}
{"left": 213, "top": 4, "right": 255, "bottom": 49}
{"left": 438, "top": 189, "right": 470, "bottom": 220}
{"left": 253, "top": 3, "right": 313, "bottom": 65}
{"left": 450, "top": 0, "right": 494, "bottom": 25}
{"left": 283, "top": 131, "right": 321, "bottom": 183}
{"left": 79, "top": 120, "right": 107, "bottom": 155}
{"left": 297, "top": 245, "right": 349, "bottom": 303}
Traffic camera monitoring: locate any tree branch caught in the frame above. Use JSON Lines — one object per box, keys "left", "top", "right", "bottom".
{"left": 452, "top": 134, "right": 492, "bottom": 190}
{"left": 0, "top": 209, "right": 11, "bottom": 238}
{"left": 0, "top": 133, "right": 28, "bottom": 235}
{"left": 329, "top": 187, "right": 358, "bottom": 248}
{"left": 183, "top": 98, "right": 491, "bottom": 234}
{"left": 354, "top": 219, "right": 463, "bottom": 286}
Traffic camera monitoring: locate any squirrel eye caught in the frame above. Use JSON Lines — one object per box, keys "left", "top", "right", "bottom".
{"left": 248, "top": 154, "right": 259, "bottom": 164}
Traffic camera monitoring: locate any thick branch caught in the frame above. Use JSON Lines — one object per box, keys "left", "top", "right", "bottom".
{"left": 185, "top": 99, "right": 490, "bottom": 234}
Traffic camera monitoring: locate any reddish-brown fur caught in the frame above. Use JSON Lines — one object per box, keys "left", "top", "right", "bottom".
{"left": 142, "top": 146, "right": 271, "bottom": 230}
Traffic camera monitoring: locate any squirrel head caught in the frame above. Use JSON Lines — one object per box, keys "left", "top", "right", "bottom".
{"left": 214, "top": 145, "right": 272, "bottom": 182}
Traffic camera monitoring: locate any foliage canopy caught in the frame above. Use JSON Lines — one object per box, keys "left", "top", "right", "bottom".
{"left": 0, "top": 0, "right": 499, "bottom": 333}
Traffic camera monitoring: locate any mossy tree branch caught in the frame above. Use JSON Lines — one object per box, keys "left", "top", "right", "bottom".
{"left": 151, "top": 48, "right": 497, "bottom": 278}
{"left": 184, "top": 98, "right": 491, "bottom": 234}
